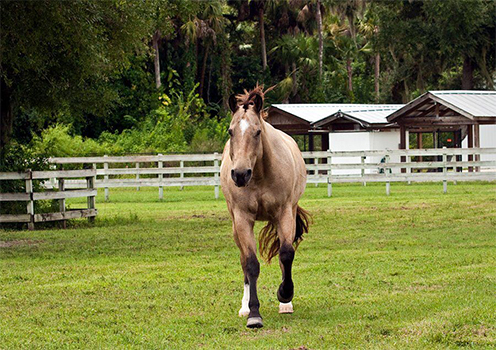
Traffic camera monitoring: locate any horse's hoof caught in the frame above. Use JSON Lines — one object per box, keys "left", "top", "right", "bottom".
{"left": 238, "top": 308, "right": 250, "bottom": 317}
{"left": 246, "top": 317, "right": 263, "bottom": 328}
{"left": 279, "top": 301, "right": 294, "bottom": 314}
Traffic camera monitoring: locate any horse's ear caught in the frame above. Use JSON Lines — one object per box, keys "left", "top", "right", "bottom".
{"left": 253, "top": 94, "right": 263, "bottom": 114}
{"left": 228, "top": 94, "right": 238, "bottom": 113}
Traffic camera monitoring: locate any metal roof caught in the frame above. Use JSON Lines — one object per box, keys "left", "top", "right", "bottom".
{"left": 271, "top": 104, "right": 404, "bottom": 125}
{"left": 429, "top": 91, "right": 496, "bottom": 118}
{"left": 387, "top": 90, "right": 496, "bottom": 122}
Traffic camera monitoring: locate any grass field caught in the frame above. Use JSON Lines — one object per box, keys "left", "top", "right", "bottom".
{"left": 1, "top": 182, "right": 495, "bottom": 349}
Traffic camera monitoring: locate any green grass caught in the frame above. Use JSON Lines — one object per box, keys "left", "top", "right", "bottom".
{"left": 1, "top": 182, "right": 495, "bottom": 349}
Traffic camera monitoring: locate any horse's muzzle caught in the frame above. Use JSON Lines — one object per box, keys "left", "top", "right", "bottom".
{"left": 231, "top": 168, "right": 252, "bottom": 187}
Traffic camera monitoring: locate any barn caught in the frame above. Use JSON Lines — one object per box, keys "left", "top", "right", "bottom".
{"left": 266, "top": 104, "right": 404, "bottom": 152}
{"left": 267, "top": 91, "right": 496, "bottom": 157}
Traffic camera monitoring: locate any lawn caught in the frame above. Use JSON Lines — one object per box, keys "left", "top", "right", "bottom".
{"left": 1, "top": 182, "right": 495, "bottom": 349}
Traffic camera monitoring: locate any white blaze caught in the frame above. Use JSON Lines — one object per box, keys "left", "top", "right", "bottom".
{"left": 239, "top": 118, "right": 250, "bottom": 136}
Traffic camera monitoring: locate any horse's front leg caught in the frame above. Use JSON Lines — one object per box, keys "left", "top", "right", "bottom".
{"left": 277, "top": 206, "right": 296, "bottom": 314}
{"left": 233, "top": 213, "right": 263, "bottom": 328}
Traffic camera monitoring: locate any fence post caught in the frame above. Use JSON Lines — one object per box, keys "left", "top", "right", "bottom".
{"left": 86, "top": 174, "right": 96, "bottom": 223}
{"left": 442, "top": 146, "right": 447, "bottom": 194}
{"left": 314, "top": 156, "right": 319, "bottom": 187}
{"left": 214, "top": 153, "right": 219, "bottom": 199}
{"left": 385, "top": 154, "right": 390, "bottom": 196}
{"left": 180, "top": 160, "right": 184, "bottom": 190}
{"left": 158, "top": 154, "right": 163, "bottom": 201}
{"left": 25, "top": 169, "right": 34, "bottom": 230}
{"left": 104, "top": 154, "right": 109, "bottom": 201}
{"left": 58, "top": 177, "right": 66, "bottom": 229}
{"left": 50, "top": 164, "right": 56, "bottom": 189}
{"left": 361, "top": 155, "right": 366, "bottom": 186}
{"left": 327, "top": 150, "right": 332, "bottom": 197}
{"left": 136, "top": 162, "right": 140, "bottom": 191}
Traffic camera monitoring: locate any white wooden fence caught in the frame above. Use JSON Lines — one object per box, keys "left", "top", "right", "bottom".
{"left": 44, "top": 147, "right": 496, "bottom": 200}
{"left": 0, "top": 169, "right": 97, "bottom": 230}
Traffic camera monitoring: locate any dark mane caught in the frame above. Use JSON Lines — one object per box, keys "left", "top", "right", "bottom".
{"left": 235, "top": 84, "right": 274, "bottom": 118}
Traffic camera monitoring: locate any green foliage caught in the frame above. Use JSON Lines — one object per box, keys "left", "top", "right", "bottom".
{"left": 2, "top": 0, "right": 495, "bottom": 151}
{"left": 97, "top": 83, "right": 229, "bottom": 154}
{"left": 0, "top": 143, "right": 56, "bottom": 218}
{"left": 30, "top": 124, "right": 106, "bottom": 157}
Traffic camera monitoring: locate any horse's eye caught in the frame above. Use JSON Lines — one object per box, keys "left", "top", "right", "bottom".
{"left": 249, "top": 101, "right": 255, "bottom": 106}
{"left": 255, "top": 129, "right": 261, "bottom": 137}
{"left": 228, "top": 129, "right": 233, "bottom": 136}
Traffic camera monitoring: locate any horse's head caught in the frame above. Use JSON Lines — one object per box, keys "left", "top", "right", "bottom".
{"left": 227, "top": 87, "right": 266, "bottom": 187}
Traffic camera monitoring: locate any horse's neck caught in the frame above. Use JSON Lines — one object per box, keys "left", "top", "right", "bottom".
{"left": 254, "top": 122, "right": 277, "bottom": 178}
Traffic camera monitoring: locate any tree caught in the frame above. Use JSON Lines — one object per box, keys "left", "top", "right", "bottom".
{"left": 0, "top": 0, "right": 150, "bottom": 148}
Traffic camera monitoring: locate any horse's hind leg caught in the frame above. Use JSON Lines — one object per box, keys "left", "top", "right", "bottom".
{"left": 277, "top": 207, "right": 296, "bottom": 313}
{"left": 233, "top": 214, "right": 263, "bottom": 328}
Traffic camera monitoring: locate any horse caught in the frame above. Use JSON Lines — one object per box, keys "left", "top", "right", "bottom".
{"left": 220, "top": 85, "right": 310, "bottom": 328}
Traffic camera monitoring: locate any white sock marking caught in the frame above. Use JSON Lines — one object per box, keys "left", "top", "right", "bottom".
{"left": 239, "top": 119, "right": 250, "bottom": 136}
{"left": 239, "top": 283, "right": 250, "bottom": 317}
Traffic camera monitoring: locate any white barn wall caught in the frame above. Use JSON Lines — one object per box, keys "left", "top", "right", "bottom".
{"left": 328, "top": 130, "right": 401, "bottom": 174}
{"left": 480, "top": 125, "right": 496, "bottom": 163}
{"left": 369, "top": 130, "right": 401, "bottom": 173}
{"left": 329, "top": 132, "right": 371, "bottom": 175}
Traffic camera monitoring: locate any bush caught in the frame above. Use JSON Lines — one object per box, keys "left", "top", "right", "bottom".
{"left": 30, "top": 124, "right": 106, "bottom": 157}
{"left": 0, "top": 143, "right": 57, "bottom": 221}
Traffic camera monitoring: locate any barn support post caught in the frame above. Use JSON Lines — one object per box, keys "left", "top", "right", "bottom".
{"left": 25, "top": 169, "right": 34, "bottom": 230}
{"left": 136, "top": 163, "right": 140, "bottom": 191}
{"left": 400, "top": 125, "right": 406, "bottom": 173}
{"left": 468, "top": 125, "right": 474, "bottom": 172}
{"left": 474, "top": 124, "right": 480, "bottom": 172}
{"left": 214, "top": 153, "right": 219, "bottom": 199}
{"left": 158, "top": 154, "right": 163, "bottom": 201}
{"left": 104, "top": 155, "right": 109, "bottom": 201}
{"left": 58, "top": 177, "right": 66, "bottom": 229}
{"left": 327, "top": 150, "right": 332, "bottom": 197}
{"left": 442, "top": 146, "right": 447, "bottom": 194}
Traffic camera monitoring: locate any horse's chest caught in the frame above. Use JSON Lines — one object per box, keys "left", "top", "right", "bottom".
{"left": 254, "top": 193, "right": 280, "bottom": 221}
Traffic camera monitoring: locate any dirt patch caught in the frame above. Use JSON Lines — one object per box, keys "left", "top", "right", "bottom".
{"left": 0, "top": 239, "right": 43, "bottom": 248}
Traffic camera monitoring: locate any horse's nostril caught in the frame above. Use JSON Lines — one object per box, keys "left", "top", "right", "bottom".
{"left": 247, "top": 169, "right": 252, "bottom": 177}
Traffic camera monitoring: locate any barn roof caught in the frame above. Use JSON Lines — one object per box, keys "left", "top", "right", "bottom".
{"left": 387, "top": 90, "right": 496, "bottom": 123}
{"left": 270, "top": 104, "right": 404, "bottom": 126}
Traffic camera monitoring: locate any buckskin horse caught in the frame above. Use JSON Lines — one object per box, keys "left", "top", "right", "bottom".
{"left": 220, "top": 85, "right": 310, "bottom": 328}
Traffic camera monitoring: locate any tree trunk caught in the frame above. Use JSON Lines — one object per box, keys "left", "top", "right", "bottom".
{"left": 0, "top": 78, "right": 13, "bottom": 150}
{"left": 315, "top": 0, "right": 323, "bottom": 78}
{"left": 259, "top": 5, "right": 267, "bottom": 71}
{"left": 346, "top": 57, "right": 353, "bottom": 92}
{"left": 199, "top": 42, "right": 210, "bottom": 97}
{"left": 462, "top": 56, "right": 474, "bottom": 90}
{"left": 374, "top": 53, "right": 380, "bottom": 102}
{"left": 152, "top": 30, "right": 162, "bottom": 89}
{"left": 207, "top": 59, "right": 213, "bottom": 104}
{"left": 291, "top": 62, "right": 297, "bottom": 96}
{"left": 221, "top": 49, "right": 231, "bottom": 112}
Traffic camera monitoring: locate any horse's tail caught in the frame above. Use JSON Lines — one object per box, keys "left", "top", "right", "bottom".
{"left": 259, "top": 204, "right": 311, "bottom": 263}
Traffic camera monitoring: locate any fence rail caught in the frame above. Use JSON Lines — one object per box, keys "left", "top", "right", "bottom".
{"left": 42, "top": 147, "right": 496, "bottom": 200}
{"left": 0, "top": 169, "right": 97, "bottom": 230}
